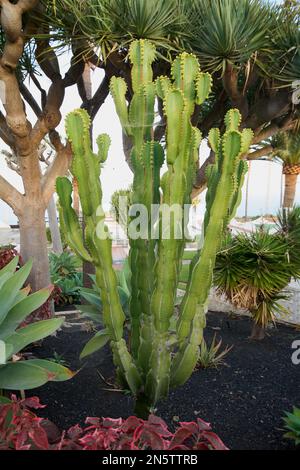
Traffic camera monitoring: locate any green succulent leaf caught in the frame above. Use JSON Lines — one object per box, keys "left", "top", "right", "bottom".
{"left": 80, "top": 329, "right": 110, "bottom": 359}
{"left": 5, "top": 318, "right": 64, "bottom": 360}
{"left": 0, "top": 362, "right": 52, "bottom": 390}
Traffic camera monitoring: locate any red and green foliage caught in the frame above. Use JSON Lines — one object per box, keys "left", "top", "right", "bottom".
{"left": 0, "top": 395, "right": 228, "bottom": 451}
{"left": 0, "top": 246, "right": 21, "bottom": 270}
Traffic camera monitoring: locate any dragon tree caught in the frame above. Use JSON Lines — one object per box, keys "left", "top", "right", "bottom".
{"left": 45, "top": 0, "right": 300, "bottom": 196}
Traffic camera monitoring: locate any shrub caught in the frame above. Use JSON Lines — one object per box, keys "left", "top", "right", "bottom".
{"left": 77, "top": 259, "right": 131, "bottom": 327}
{"left": 214, "top": 231, "right": 300, "bottom": 338}
{"left": 46, "top": 226, "right": 68, "bottom": 250}
{"left": 197, "top": 334, "right": 232, "bottom": 369}
{"left": 0, "top": 395, "right": 228, "bottom": 451}
{"left": 49, "top": 252, "right": 83, "bottom": 306}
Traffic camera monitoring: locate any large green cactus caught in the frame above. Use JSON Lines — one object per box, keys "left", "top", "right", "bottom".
{"left": 57, "top": 39, "right": 252, "bottom": 417}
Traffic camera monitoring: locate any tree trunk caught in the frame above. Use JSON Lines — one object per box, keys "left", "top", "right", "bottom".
{"left": 250, "top": 322, "right": 265, "bottom": 340}
{"left": 47, "top": 196, "right": 63, "bottom": 254}
{"left": 283, "top": 173, "right": 298, "bottom": 208}
{"left": 19, "top": 205, "right": 51, "bottom": 292}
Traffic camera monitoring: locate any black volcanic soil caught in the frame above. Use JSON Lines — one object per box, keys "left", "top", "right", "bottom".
{"left": 34, "top": 311, "right": 300, "bottom": 450}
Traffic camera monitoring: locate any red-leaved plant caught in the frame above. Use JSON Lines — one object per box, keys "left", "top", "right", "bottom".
{"left": 0, "top": 246, "right": 22, "bottom": 270}
{"left": 0, "top": 396, "right": 228, "bottom": 451}
{"left": 0, "top": 396, "right": 48, "bottom": 450}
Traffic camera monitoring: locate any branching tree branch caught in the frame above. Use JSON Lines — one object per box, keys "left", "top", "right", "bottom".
{"left": 0, "top": 175, "right": 23, "bottom": 214}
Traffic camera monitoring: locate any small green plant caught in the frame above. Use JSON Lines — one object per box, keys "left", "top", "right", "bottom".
{"left": 46, "top": 226, "right": 69, "bottom": 249}
{"left": 54, "top": 273, "right": 83, "bottom": 306}
{"left": 47, "top": 351, "right": 70, "bottom": 367}
{"left": 283, "top": 407, "right": 300, "bottom": 446}
{"left": 0, "top": 258, "right": 74, "bottom": 392}
{"left": 197, "top": 334, "right": 232, "bottom": 369}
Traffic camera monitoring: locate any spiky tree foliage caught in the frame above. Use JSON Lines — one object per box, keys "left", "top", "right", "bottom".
{"left": 57, "top": 39, "right": 252, "bottom": 416}
{"left": 39, "top": 0, "right": 300, "bottom": 197}
{"left": 214, "top": 230, "right": 300, "bottom": 339}
{"left": 0, "top": 258, "right": 74, "bottom": 391}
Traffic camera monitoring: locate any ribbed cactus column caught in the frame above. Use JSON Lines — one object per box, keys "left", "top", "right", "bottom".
{"left": 171, "top": 110, "right": 253, "bottom": 387}
{"left": 110, "top": 41, "right": 163, "bottom": 359}
{"left": 57, "top": 39, "right": 253, "bottom": 418}
{"left": 56, "top": 110, "right": 142, "bottom": 394}
{"left": 144, "top": 55, "right": 212, "bottom": 407}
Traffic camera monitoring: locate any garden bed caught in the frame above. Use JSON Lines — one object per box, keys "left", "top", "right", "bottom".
{"left": 34, "top": 311, "right": 300, "bottom": 450}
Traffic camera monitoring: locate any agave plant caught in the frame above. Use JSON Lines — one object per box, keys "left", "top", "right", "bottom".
{"left": 0, "top": 258, "right": 74, "bottom": 392}
{"left": 214, "top": 231, "right": 300, "bottom": 339}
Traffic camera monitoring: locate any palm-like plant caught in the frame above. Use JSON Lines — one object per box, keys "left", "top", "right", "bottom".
{"left": 272, "top": 131, "right": 300, "bottom": 208}
{"left": 42, "top": 0, "right": 191, "bottom": 60}
{"left": 214, "top": 231, "right": 300, "bottom": 339}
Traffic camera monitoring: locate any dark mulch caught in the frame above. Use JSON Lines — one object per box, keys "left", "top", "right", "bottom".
{"left": 35, "top": 311, "right": 300, "bottom": 450}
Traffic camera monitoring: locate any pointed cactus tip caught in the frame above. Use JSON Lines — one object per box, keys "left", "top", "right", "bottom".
{"left": 97, "top": 134, "right": 111, "bottom": 163}
{"left": 224, "top": 109, "right": 242, "bottom": 131}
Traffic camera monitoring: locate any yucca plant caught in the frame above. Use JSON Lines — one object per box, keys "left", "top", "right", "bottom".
{"left": 272, "top": 131, "right": 300, "bottom": 208}
{"left": 214, "top": 231, "right": 300, "bottom": 339}
{"left": 0, "top": 258, "right": 74, "bottom": 392}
